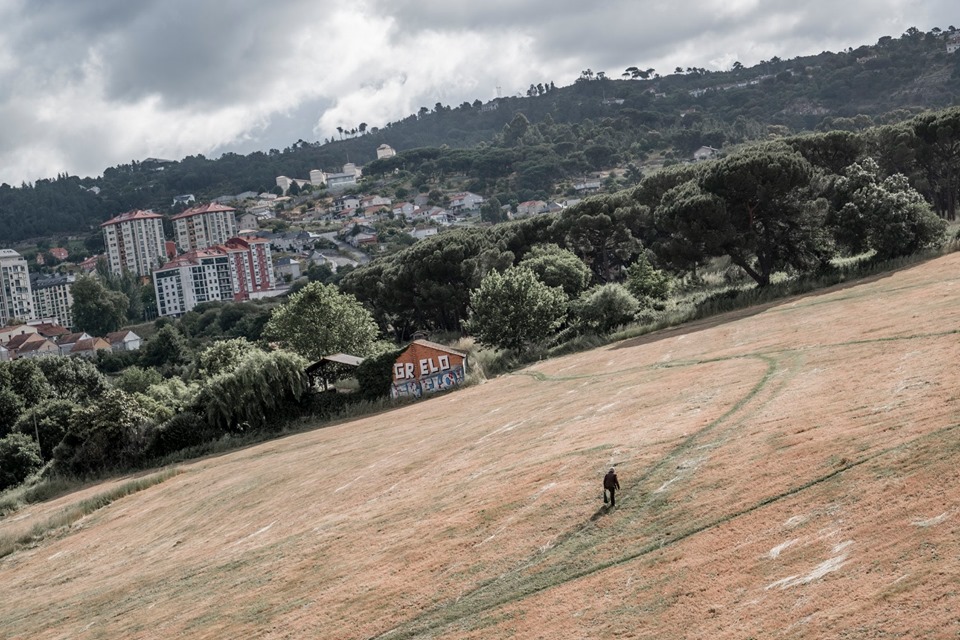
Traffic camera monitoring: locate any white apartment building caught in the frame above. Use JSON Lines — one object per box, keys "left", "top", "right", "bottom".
{"left": 153, "top": 237, "right": 276, "bottom": 317}
{"left": 31, "top": 273, "right": 75, "bottom": 329}
{"left": 153, "top": 249, "right": 234, "bottom": 318}
{"left": 0, "top": 250, "right": 34, "bottom": 325}
{"left": 172, "top": 202, "right": 239, "bottom": 252}
{"left": 101, "top": 209, "right": 167, "bottom": 277}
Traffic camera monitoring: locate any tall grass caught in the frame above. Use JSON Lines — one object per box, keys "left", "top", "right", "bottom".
{"left": 0, "top": 467, "right": 181, "bottom": 559}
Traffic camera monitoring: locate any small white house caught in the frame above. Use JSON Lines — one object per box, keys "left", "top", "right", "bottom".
{"left": 105, "top": 330, "right": 142, "bottom": 352}
{"left": 693, "top": 146, "right": 720, "bottom": 161}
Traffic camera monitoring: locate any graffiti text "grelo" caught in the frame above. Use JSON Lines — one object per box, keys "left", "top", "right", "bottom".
{"left": 394, "top": 354, "right": 452, "bottom": 380}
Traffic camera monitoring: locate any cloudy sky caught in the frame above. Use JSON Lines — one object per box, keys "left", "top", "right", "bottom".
{"left": 0, "top": 0, "right": 954, "bottom": 185}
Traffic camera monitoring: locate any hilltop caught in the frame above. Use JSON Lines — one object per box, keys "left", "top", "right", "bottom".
{"left": 1, "top": 251, "right": 958, "bottom": 638}
{"left": 3, "top": 26, "right": 960, "bottom": 245}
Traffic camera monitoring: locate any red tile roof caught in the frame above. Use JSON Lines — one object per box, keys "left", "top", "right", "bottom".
{"left": 5, "top": 333, "right": 44, "bottom": 350}
{"left": 171, "top": 202, "right": 237, "bottom": 220}
{"left": 101, "top": 209, "right": 163, "bottom": 227}
{"left": 158, "top": 247, "right": 227, "bottom": 270}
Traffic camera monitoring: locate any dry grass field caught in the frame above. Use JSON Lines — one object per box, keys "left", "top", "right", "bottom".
{"left": 1, "top": 253, "right": 959, "bottom": 639}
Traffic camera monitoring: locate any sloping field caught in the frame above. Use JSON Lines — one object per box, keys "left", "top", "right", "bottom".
{"left": 2, "top": 254, "right": 959, "bottom": 639}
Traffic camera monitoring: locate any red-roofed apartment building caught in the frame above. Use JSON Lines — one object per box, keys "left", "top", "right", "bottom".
{"left": 172, "top": 202, "right": 239, "bottom": 252}
{"left": 101, "top": 209, "right": 167, "bottom": 276}
{"left": 223, "top": 236, "right": 275, "bottom": 300}
{"left": 153, "top": 237, "right": 276, "bottom": 317}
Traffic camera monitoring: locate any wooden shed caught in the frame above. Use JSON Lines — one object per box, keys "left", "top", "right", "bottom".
{"left": 391, "top": 340, "right": 467, "bottom": 399}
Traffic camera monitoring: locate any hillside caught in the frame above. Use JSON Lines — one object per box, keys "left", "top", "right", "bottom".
{"left": 3, "top": 27, "right": 960, "bottom": 244}
{"left": 1, "top": 252, "right": 958, "bottom": 638}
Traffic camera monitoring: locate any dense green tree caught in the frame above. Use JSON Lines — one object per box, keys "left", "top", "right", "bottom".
{"left": 554, "top": 195, "right": 644, "bottom": 282}
{"left": 53, "top": 389, "right": 150, "bottom": 475}
{"left": 139, "top": 325, "right": 192, "bottom": 371}
{"left": 71, "top": 275, "right": 129, "bottom": 335}
{"left": 0, "top": 359, "right": 52, "bottom": 408}
{"left": 909, "top": 107, "right": 960, "bottom": 219}
{"left": 519, "top": 244, "right": 592, "bottom": 297}
{"left": 264, "top": 282, "right": 379, "bottom": 360}
{"left": 0, "top": 387, "right": 25, "bottom": 436}
{"left": 785, "top": 130, "right": 864, "bottom": 174}
{"left": 34, "top": 356, "right": 108, "bottom": 402}
{"left": 480, "top": 196, "right": 506, "bottom": 223}
{"left": 13, "top": 399, "right": 78, "bottom": 461}
{"left": 624, "top": 253, "right": 672, "bottom": 302}
{"left": 656, "top": 148, "right": 831, "bottom": 286}
{"left": 831, "top": 158, "right": 947, "bottom": 259}
{"left": 467, "top": 267, "right": 567, "bottom": 352}
{"left": 195, "top": 349, "right": 308, "bottom": 432}
{"left": 0, "top": 433, "right": 42, "bottom": 491}
{"left": 574, "top": 284, "right": 641, "bottom": 334}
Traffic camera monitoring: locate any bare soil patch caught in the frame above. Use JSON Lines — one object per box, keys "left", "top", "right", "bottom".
{"left": 1, "top": 254, "right": 959, "bottom": 639}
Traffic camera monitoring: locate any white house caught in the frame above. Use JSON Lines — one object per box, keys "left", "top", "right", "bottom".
{"left": 515, "top": 200, "right": 548, "bottom": 217}
{"left": 693, "top": 146, "right": 720, "bottom": 161}
{"left": 448, "top": 192, "right": 484, "bottom": 211}
{"left": 105, "top": 330, "right": 142, "bottom": 352}
{"left": 275, "top": 257, "right": 302, "bottom": 281}
{"left": 411, "top": 226, "right": 439, "bottom": 240}
{"left": 392, "top": 202, "right": 418, "bottom": 217}
{"left": 376, "top": 144, "right": 397, "bottom": 159}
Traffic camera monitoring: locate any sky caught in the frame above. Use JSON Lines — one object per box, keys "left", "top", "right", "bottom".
{"left": 0, "top": 0, "right": 954, "bottom": 185}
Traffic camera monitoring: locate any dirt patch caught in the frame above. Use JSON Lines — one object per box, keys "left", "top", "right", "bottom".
{"left": 1, "top": 254, "right": 959, "bottom": 639}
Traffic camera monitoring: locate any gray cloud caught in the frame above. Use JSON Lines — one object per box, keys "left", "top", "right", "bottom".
{"left": 0, "top": 0, "right": 955, "bottom": 185}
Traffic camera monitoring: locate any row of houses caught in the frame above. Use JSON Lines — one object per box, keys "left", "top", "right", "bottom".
{"left": 0, "top": 321, "right": 140, "bottom": 361}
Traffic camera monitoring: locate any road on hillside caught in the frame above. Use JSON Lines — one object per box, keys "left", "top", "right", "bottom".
{"left": 319, "top": 231, "right": 371, "bottom": 264}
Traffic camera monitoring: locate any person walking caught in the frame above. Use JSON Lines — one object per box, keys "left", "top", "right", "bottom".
{"left": 603, "top": 467, "right": 620, "bottom": 507}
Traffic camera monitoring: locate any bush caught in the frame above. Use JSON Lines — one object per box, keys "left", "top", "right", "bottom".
{"left": 574, "top": 284, "right": 641, "bottom": 334}
{"left": 52, "top": 389, "right": 150, "bottom": 476}
{"left": 13, "top": 399, "right": 77, "bottom": 461}
{"left": 299, "top": 390, "right": 354, "bottom": 420}
{"left": 625, "top": 253, "right": 672, "bottom": 302}
{"left": 148, "top": 411, "right": 222, "bottom": 458}
{"left": 0, "top": 433, "right": 42, "bottom": 491}
{"left": 355, "top": 349, "right": 404, "bottom": 400}
{"left": 0, "top": 388, "right": 25, "bottom": 437}
{"left": 195, "top": 349, "right": 308, "bottom": 433}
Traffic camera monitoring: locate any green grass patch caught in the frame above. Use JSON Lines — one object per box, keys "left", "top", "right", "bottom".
{"left": 0, "top": 467, "right": 182, "bottom": 559}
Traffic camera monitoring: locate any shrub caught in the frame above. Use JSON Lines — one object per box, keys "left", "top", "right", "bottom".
{"left": 0, "top": 388, "right": 25, "bottom": 437}
{"left": 148, "top": 411, "right": 221, "bottom": 458}
{"left": 574, "top": 284, "right": 641, "bottom": 334}
{"left": 52, "top": 389, "right": 150, "bottom": 476}
{"left": 0, "top": 433, "right": 42, "bottom": 491}
{"left": 299, "top": 390, "right": 353, "bottom": 420}
{"left": 355, "top": 349, "right": 404, "bottom": 400}
{"left": 625, "top": 253, "right": 672, "bottom": 302}
{"left": 195, "top": 349, "right": 308, "bottom": 433}
{"left": 467, "top": 266, "right": 568, "bottom": 352}
{"left": 12, "top": 399, "right": 77, "bottom": 461}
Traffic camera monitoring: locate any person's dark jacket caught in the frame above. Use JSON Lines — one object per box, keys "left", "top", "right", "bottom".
{"left": 603, "top": 470, "right": 620, "bottom": 490}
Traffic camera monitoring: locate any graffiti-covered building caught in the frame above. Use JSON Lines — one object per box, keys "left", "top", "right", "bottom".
{"left": 391, "top": 340, "right": 467, "bottom": 399}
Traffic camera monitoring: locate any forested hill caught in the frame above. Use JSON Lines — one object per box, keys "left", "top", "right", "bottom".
{"left": 3, "top": 26, "right": 960, "bottom": 244}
